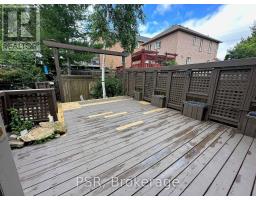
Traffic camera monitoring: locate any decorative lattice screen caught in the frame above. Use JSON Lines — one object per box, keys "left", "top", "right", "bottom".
{"left": 128, "top": 72, "right": 135, "bottom": 96}
{"left": 210, "top": 69, "right": 250, "bottom": 125}
{"left": 168, "top": 71, "right": 186, "bottom": 108}
{"left": 189, "top": 70, "right": 212, "bottom": 95}
{"left": 144, "top": 72, "right": 154, "bottom": 101}
{"left": 135, "top": 72, "right": 143, "bottom": 91}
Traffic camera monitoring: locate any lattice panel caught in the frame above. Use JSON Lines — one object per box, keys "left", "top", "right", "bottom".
{"left": 128, "top": 72, "right": 135, "bottom": 96}
{"left": 9, "top": 93, "right": 50, "bottom": 121}
{"left": 144, "top": 72, "right": 154, "bottom": 100}
{"left": 189, "top": 70, "right": 212, "bottom": 95}
{"left": 211, "top": 69, "right": 250, "bottom": 124}
{"left": 135, "top": 72, "right": 143, "bottom": 91}
{"left": 168, "top": 71, "right": 186, "bottom": 108}
{"left": 156, "top": 72, "right": 168, "bottom": 91}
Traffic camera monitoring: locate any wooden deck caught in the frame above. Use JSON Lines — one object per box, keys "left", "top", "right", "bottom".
{"left": 12, "top": 97, "right": 256, "bottom": 196}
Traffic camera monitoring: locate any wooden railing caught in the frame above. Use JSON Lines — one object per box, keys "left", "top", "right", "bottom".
{"left": 0, "top": 88, "right": 58, "bottom": 125}
{"left": 121, "top": 57, "right": 256, "bottom": 128}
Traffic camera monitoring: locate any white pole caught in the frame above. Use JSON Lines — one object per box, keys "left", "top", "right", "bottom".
{"left": 101, "top": 49, "right": 107, "bottom": 98}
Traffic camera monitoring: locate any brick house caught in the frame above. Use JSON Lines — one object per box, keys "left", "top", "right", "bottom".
{"left": 143, "top": 25, "right": 221, "bottom": 65}
{"left": 100, "top": 25, "right": 221, "bottom": 69}
{"left": 99, "top": 35, "right": 150, "bottom": 69}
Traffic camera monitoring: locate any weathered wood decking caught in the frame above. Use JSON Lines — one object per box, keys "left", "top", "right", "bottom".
{"left": 12, "top": 97, "right": 256, "bottom": 196}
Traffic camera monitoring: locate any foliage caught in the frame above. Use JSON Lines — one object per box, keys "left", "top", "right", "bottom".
{"left": 225, "top": 23, "right": 256, "bottom": 60}
{"left": 40, "top": 5, "right": 96, "bottom": 68}
{"left": 8, "top": 108, "right": 33, "bottom": 135}
{"left": 91, "top": 77, "right": 123, "bottom": 98}
{"left": 164, "top": 60, "right": 177, "bottom": 66}
{"left": 87, "top": 5, "right": 145, "bottom": 53}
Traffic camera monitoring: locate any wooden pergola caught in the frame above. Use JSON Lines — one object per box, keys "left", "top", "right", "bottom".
{"left": 43, "top": 40, "right": 128, "bottom": 102}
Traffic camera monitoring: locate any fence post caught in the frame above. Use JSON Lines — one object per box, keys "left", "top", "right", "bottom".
{"left": 238, "top": 67, "right": 256, "bottom": 129}
{"left": 142, "top": 71, "right": 146, "bottom": 100}
{"left": 152, "top": 71, "right": 158, "bottom": 97}
{"left": 165, "top": 71, "right": 173, "bottom": 107}
{"left": 182, "top": 70, "right": 192, "bottom": 109}
{"left": 206, "top": 68, "right": 220, "bottom": 120}
{"left": 49, "top": 89, "right": 58, "bottom": 121}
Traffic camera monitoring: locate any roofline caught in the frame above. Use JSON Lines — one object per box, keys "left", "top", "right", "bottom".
{"left": 142, "top": 27, "right": 222, "bottom": 46}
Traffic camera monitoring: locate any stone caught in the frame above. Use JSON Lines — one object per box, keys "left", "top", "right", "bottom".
{"left": 54, "top": 121, "right": 67, "bottom": 135}
{"left": 9, "top": 140, "right": 24, "bottom": 148}
{"left": 55, "top": 134, "right": 61, "bottom": 138}
{"left": 39, "top": 122, "right": 54, "bottom": 128}
{"left": 9, "top": 134, "right": 18, "bottom": 140}
{"left": 20, "top": 127, "right": 55, "bottom": 143}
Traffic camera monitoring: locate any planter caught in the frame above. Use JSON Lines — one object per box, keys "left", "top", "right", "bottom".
{"left": 241, "top": 112, "right": 256, "bottom": 137}
{"left": 151, "top": 95, "right": 166, "bottom": 108}
{"left": 183, "top": 101, "right": 207, "bottom": 121}
{"left": 134, "top": 91, "right": 142, "bottom": 101}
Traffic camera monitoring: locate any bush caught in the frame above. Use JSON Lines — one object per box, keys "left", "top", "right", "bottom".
{"left": 164, "top": 60, "right": 177, "bottom": 66}
{"left": 0, "top": 66, "right": 46, "bottom": 89}
{"left": 91, "top": 77, "right": 123, "bottom": 98}
{"left": 8, "top": 108, "right": 33, "bottom": 135}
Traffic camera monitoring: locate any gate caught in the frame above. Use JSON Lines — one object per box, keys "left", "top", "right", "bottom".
{"left": 209, "top": 69, "right": 251, "bottom": 126}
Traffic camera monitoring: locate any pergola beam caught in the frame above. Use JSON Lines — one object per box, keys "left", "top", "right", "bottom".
{"left": 43, "top": 40, "right": 128, "bottom": 57}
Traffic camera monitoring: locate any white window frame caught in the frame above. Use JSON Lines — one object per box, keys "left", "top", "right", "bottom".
{"left": 186, "top": 57, "right": 191, "bottom": 64}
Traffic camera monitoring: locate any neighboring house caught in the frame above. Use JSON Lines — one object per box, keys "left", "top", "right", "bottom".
{"left": 143, "top": 25, "right": 221, "bottom": 65}
{"left": 99, "top": 35, "right": 150, "bottom": 69}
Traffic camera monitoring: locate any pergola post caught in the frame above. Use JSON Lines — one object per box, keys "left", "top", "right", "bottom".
{"left": 53, "top": 48, "right": 64, "bottom": 102}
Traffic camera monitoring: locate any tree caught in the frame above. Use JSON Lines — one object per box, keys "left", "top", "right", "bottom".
{"left": 40, "top": 5, "right": 93, "bottom": 71}
{"left": 87, "top": 5, "right": 144, "bottom": 97}
{"left": 225, "top": 23, "right": 256, "bottom": 60}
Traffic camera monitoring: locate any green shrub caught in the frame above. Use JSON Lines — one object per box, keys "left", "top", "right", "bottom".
{"left": 8, "top": 108, "right": 33, "bottom": 135}
{"left": 164, "top": 60, "right": 177, "bottom": 66}
{"left": 91, "top": 77, "right": 123, "bottom": 98}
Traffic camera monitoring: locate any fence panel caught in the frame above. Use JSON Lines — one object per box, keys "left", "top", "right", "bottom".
{"left": 143, "top": 72, "right": 154, "bottom": 101}
{"left": 128, "top": 72, "right": 135, "bottom": 97}
{"left": 167, "top": 71, "right": 186, "bottom": 110}
{"left": 155, "top": 72, "right": 168, "bottom": 96}
{"left": 209, "top": 68, "right": 251, "bottom": 126}
{"left": 2, "top": 89, "right": 57, "bottom": 124}
{"left": 122, "top": 58, "right": 256, "bottom": 127}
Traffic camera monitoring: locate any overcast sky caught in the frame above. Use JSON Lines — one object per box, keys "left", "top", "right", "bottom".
{"left": 140, "top": 4, "right": 256, "bottom": 60}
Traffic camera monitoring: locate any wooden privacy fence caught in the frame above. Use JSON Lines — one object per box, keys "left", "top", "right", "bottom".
{"left": 0, "top": 89, "right": 58, "bottom": 125}
{"left": 122, "top": 58, "right": 256, "bottom": 128}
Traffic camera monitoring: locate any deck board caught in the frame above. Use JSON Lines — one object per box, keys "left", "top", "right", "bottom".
{"left": 11, "top": 97, "right": 255, "bottom": 196}
{"left": 228, "top": 138, "right": 256, "bottom": 196}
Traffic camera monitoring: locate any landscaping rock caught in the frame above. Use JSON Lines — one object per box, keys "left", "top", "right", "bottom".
{"left": 20, "top": 127, "right": 55, "bottom": 143}
{"left": 39, "top": 122, "right": 54, "bottom": 128}
{"left": 39, "top": 121, "right": 66, "bottom": 135}
{"left": 54, "top": 121, "right": 67, "bottom": 135}
{"left": 55, "top": 134, "right": 61, "bottom": 138}
{"left": 9, "top": 140, "right": 24, "bottom": 148}
{"left": 9, "top": 134, "right": 18, "bottom": 140}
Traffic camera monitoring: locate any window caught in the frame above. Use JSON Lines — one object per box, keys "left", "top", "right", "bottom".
{"left": 208, "top": 42, "right": 212, "bottom": 53}
{"left": 186, "top": 57, "right": 191, "bottom": 64}
{"left": 193, "top": 36, "right": 197, "bottom": 46}
{"left": 148, "top": 44, "right": 152, "bottom": 50}
{"left": 155, "top": 41, "right": 161, "bottom": 49}
{"left": 199, "top": 39, "right": 203, "bottom": 52}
